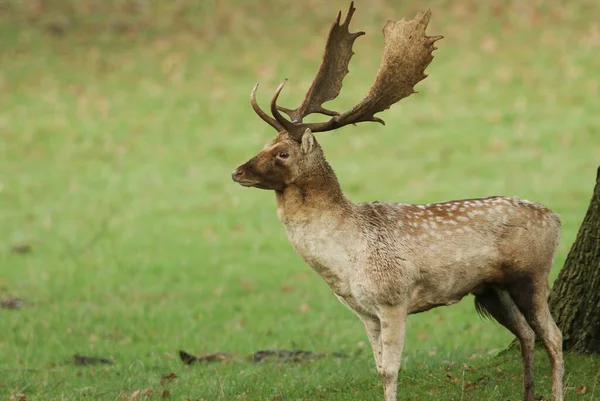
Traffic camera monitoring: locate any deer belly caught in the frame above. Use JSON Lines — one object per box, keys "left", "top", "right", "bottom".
{"left": 408, "top": 281, "right": 470, "bottom": 314}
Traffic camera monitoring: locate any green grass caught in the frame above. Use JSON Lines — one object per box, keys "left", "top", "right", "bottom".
{"left": 1, "top": 0, "right": 600, "bottom": 400}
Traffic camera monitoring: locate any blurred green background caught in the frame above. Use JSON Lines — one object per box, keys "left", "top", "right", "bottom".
{"left": 1, "top": 0, "right": 599, "bottom": 400}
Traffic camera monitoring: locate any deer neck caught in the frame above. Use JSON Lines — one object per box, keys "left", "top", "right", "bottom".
{"left": 275, "top": 160, "right": 355, "bottom": 297}
{"left": 275, "top": 161, "right": 350, "bottom": 225}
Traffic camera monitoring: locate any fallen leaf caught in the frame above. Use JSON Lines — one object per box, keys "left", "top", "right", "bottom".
{"left": 467, "top": 375, "right": 489, "bottom": 388}
{"left": 240, "top": 279, "right": 254, "bottom": 291}
{"left": 253, "top": 349, "right": 324, "bottom": 363}
{"left": 235, "top": 318, "right": 246, "bottom": 330}
{"left": 11, "top": 244, "right": 32, "bottom": 254}
{"left": 1, "top": 296, "right": 25, "bottom": 310}
{"left": 178, "top": 350, "right": 236, "bottom": 365}
{"left": 45, "top": 16, "right": 71, "bottom": 36}
{"left": 161, "top": 389, "right": 170, "bottom": 398}
{"left": 178, "top": 350, "right": 198, "bottom": 365}
{"left": 198, "top": 352, "right": 236, "bottom": 363}
{"left": 293, "top": 273, "right": 311, "bottom": 281}
{"left": 160, "top": 372, "right": 177, "bottom": 385}
{"left": 299, "top": 303, "right": 311, "bottom": 313}
{"left": 577, "top": 386, "right": 586, "bottom": 394}
{"left": 446, "top": 373, "right": 461, "bottom": 384}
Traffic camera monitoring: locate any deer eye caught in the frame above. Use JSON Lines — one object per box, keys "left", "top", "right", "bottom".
{"left": 278, "top": 152, "right": 289, "bottom": 159}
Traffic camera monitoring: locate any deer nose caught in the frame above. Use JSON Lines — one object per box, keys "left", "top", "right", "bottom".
{"left": 232, "top": 169, "right": 244, "bottom": 181}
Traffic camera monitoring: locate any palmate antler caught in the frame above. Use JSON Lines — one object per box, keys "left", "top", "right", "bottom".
{"left": 251, "top": 2, "right": 442, "bottom": 139}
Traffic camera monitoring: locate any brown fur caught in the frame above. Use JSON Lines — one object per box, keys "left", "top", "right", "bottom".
{"left": 233, "top": 131, "right": 564, "bottom": 401}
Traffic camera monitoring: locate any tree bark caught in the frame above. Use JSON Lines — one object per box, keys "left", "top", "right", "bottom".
{"left": 549, "top": 166, "right": 600, "bottom": 353}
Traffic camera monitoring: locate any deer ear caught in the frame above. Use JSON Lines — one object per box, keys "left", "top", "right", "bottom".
{"left": 301, "top": 128, "right": 315, "bottom": 154}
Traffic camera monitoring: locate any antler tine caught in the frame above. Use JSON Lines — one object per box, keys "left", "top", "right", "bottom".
{"left": 250, "top": 83, "right": 284, "bottom": 132}
{"left": 275, "top": 1, "right": 365, "bottom": 125}
{"left": 270, "top": 79, "right": 296, "bottom": 134}
{"left": 341, "top": 0, "right": 357, "bottom": 27}
{"left": 250, "top": 4, "right": 441, "bottom": 137}
{"left": 296, "top": 8, "right": 442, "bottom": 133}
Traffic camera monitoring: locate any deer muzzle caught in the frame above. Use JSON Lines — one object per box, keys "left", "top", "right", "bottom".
{"left": 232, "top": 158, "right": 261, "bottom": 187}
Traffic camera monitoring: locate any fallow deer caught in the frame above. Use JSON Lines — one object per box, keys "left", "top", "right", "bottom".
{"left": 232, "top": 3, "right": 564, "bottom": 401}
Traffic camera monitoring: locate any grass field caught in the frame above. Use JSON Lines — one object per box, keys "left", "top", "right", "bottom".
{"left": 1, "top": 0, "right": 600, "bottom": 400}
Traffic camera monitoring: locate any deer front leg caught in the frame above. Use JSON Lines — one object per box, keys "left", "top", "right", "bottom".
{"left": 360, "top": 315, "right": 382, "bottom": 369}
{"left": 378, "top": 304, "right": 408, "bottom": 401}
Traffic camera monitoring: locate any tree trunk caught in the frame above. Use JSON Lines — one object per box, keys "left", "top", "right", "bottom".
{"left": 549, "top": 166, "right": 600, "bottom": 353}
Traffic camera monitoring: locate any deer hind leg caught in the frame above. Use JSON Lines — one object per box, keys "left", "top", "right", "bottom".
{"left": 360, "top": 315, "right": 382, "bottom": 370}
{"left": 377, "top": 304, "right": 408, "bottom": 401}
{"left": 508, "top": 279, "right": 564, "bottom": 401}
{"left": 474, "top": 288, "right": 536, "bottom": 401}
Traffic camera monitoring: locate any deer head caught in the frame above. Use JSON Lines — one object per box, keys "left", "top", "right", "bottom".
{"left": 232, "top": 2, "right": 442, "bottom": 192}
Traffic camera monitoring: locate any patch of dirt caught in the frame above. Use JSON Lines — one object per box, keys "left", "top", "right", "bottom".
{"left": 179, "top": 350, "right": 237, "bottom": 365}
{"left": 178, "top": 349, "right": 348, "bottom": 365}
{"left": 73, "top": 354, "right": 114, "bottom": 366}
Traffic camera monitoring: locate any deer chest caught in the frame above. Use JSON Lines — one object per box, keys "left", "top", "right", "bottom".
{"left": 283, "top": 220, "right": 356, "bottom": 296}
